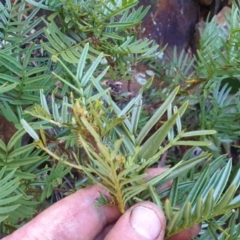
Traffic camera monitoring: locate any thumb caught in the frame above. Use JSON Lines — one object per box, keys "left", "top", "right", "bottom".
{"left": 104, "top": 202, "right": 166, "bottom": 240}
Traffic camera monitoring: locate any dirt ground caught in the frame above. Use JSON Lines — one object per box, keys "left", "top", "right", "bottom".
{"left": 138, "top": 0, "right": 232, "bottom": 54}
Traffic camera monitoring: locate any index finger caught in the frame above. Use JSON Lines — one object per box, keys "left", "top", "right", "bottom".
{"left": 3, "top": 185, "right": 121, "bottom": 240}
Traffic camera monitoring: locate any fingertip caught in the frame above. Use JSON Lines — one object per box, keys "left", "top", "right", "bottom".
{"left": 105, "top": 202, "right": 166, "bottom": 240}
{"left": 4, "top": 184, "right": 121, "bottom": 240}
{"left": 166, "top": 224, "right": 201, "bottom": 240}
{"left": 129, "top": 205, "right": 164, "bottom": 239}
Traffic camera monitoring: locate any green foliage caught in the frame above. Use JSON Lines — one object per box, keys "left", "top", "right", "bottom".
{"left": 196, "top": 4, "right": 240, "bottom": 88}
{"left": 0, "top": 164, "right": 38, "bottom": 232}
{"left": 0, "top": 0, "right": 240, "bottom": 239}
{"left": 0, "top": 0, "right": 44, "bottom": 45}
{"left": 0, "top": 167, "right": 22, "bottom": 224}
{"left": 0, "top": 48, "right": 51, "bottom": 105}
{"left": 199, "top": 82, "right": 240, "bottom": 143}
{"left": 40, "top": 162, "right": 71, "bottom": 202}
{"left": 22, "top": 62, "right": 216, "bottom": 212}
{"left": 165, "top": 158, "right": 240, "bottom": 238}
{"left": 40, "top": 0, "right": 157, "bottom": 66}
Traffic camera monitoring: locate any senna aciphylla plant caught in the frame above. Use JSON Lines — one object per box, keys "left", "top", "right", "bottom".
{"left": 21, "top": 92, "right": 213, "bottom": 212}
{"left": 20, "top": 56, "right": 214, "bottom": 211}
{"left": 1, "top": 0, "right": 240, "bottom": 238}
{"left": 20, "top": 49, "right": 240, "bottom": 238}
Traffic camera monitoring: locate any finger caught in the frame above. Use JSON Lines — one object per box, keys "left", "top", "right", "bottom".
{"left": 94, "top": 223, "right": 115, "bottom": 240}
{"left": 3, "top": 185, "right": 121, "bottom": 240}
{"left": 145, "top": 168, "right": 168, "bottom": 180}
{"left": 145, "top": 168, "right": 172, "bottom": 190}
{"left": 104, "top": 201, "right": 166, "bottom": 240}
{"left": 96, "top": 168, "right": 170, "bottom": 240}
{"left": 166, "top": 224, "right": 201, "bottom": 240}
{"left": 146, "top": 169, "right": 201, "bottom": 240}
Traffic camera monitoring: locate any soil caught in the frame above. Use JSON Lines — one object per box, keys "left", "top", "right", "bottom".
{"left": 138, "top": 0, "right": 232, "bottom": 54}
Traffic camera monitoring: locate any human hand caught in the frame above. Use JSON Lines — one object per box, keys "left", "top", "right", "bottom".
{"left": 2, "top": 169, "right": 200, "bottom": 240}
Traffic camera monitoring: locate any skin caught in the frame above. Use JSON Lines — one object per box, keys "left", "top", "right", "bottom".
{"left": 3, "top": 169, "right": 200, "bottom": 240}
